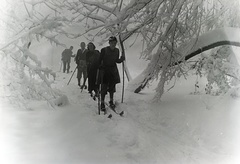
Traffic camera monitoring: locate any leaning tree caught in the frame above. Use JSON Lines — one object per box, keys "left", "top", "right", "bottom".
{"left": 122, "top": 0, "right": 240, "bottom": 101}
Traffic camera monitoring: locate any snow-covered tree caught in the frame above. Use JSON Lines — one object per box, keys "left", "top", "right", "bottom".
{"left": 124, "top": 0, "right": 240, "bottom": 101}
{"left": 1, "top": 0, "right": 240, "bottom": 104}
{"left": 191, "top": 46, "right": 240, "bottom": 96}
{"left": 67, "top": 0, "right": 240, "bottom": 100}
{"left": 0, "top": 0, "right": 69, "bottom": 107}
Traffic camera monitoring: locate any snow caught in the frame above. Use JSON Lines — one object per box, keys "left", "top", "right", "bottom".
{"left": 1, "top": 5, "right": 240, "bottom": 163}
{"left": 1, "top": 64, "right": 240, "bottom": 164}
{"left": 53, "top": 95, "right": 69, "bottom": 106}
{"left": 1, "top": 23, "right": 240, "bottom": 163}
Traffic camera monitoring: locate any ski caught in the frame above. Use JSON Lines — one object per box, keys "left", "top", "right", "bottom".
{"left": 95, "top": 104, "right": 123, "bottom": 118}
{"left": 99, "top": 109, "right": 112, "bottom": 118}
{"left": 105, "top": 103, "right": 124, "bottom": 117}
{"left": 93, "top": 90, "right": 113, "bottom": 118}
{"left": 95, "top": 99, "right": 123, "bottom": 118}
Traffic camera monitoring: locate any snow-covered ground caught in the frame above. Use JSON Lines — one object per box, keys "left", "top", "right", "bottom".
{"left": 1, "top": 65, "right": 240, "bottom": 164}
{"left": 1, "top": 1, "right": 240, "bottom": 163}
{"left": 1, "top": 37, "right": 240, "bottom": 164}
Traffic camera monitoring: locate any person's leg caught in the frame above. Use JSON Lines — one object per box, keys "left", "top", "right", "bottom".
{"left": 67, "top": 62, "right": 70, "bottom": 73}
{"left": 87, "top": 67, "right": 91, "bottom": 92}
{"left": 109, "top": 92, "right": 115, "bottom": 108}
{"left": 101, "top": 84, "right": 107, "bottom": 102}
{"left": 109, "top": 92, "right": 114, "bottom": 103}
{"left": 88, "top": 77, "right": 92, "bottom": 94}
{"left": 77, "top": 68, "right": 82, "bottom": 86}
{"left": 80, "top": 72, "right": 83, "bottom": 87}
{"left": 94, "top": 86, "right": 99, "bottom": 96}
{"left": 108, "top": 83, "right": 116, "bottom": 107}
{"left": 63, "top": 61, "right": 66, "bottom": 73}
{"left": 109, "top": 83, "right": 116, "bottom": 101}
{"left": 100, "top": 84, "right": 108, "bottom": 111}
{"left": 78, "top": 78, "right": 81, "bottom": 86}
{"left": 82, "top": 80, "right": 86, "bottom": 88}
{"left": 82, "top": 68, "right": 87, "bottom": 89}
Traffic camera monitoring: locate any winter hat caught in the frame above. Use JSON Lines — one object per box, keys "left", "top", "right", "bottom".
{"left": 109, "top": 36, "right": 117, "bottom": 42}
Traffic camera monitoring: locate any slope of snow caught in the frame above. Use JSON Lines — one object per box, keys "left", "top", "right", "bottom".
{"left": 1, "top": 71, "right": 240, "bottom": 164}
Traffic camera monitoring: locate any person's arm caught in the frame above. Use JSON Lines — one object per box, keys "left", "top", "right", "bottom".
{"left": 71, "top": 52, "right": 75, "bottom": 57}
{"left": 99, "top": 48, "right": 105, "bottom": 68}
{"left": 116, "top": 49, "right": 125, "bottom": 63}
{"left": 61, "top": 49, "right": 66, "bottom": 61}
{"left": 86, "top": 51, "right": 90, "bottom": 64}
{"left": 94, "top": 50, "right": 101, "bottom": 68}
{"left": 75, "top": 50, "right": 79, "bottom": 64}
{"left": 67, "top": 50, "right": 74, "bottom": 58}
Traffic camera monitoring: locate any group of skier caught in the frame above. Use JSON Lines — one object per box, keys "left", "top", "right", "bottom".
{"left": 61, "top": 36, "right": 125, "bottom": 112}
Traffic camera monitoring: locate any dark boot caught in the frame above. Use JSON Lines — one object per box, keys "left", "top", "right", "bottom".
{"left": 78, "top": 79, "right": 81, "bottom": 87}
{"left": 89, "top": 91, "right": 93, "bottom": 97}
{"left": 109, "top": 100, "right": 115, "bottom": 109}
{"left": 101, "top": 103, "right": 106, "bottom": 112}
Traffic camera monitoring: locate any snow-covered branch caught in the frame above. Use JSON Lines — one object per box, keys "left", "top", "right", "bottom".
{"left": 2, "top": 0, "right": 240, "bottom": 102}
{"left": 126, "top": 0, "right": 240, "bottom": 100}
{"left": 79, "top": 0, "right": 115, "bottom": 14}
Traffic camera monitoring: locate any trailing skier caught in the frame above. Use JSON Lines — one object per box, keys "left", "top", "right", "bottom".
{"left": 61, "top": 46, "right": 75, "bottom": 73}
{"left": 75, "top": 42, "right": 88, "bottom": 89}
{"left": 86, "top": 42, "right": 100, "bottom": 97}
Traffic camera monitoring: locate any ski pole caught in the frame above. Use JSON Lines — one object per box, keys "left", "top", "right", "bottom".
{"left": 118, "top": 34, "right": 125, "bottom": 103}
{"left": 96, "top": 68, "right": 104, "bottom": 115}
{"left": 96, "top": 69, "right": 101, "bottom": 115}
{"left": 121, "top": 61, "right": 125, "bottom": 103}
{"left": 67, "top": 66, "right": 77, "bottom": 85}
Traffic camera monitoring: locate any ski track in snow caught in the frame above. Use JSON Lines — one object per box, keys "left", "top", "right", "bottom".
{"left": 1, "top": 72, "right": 240, "bottom": 164}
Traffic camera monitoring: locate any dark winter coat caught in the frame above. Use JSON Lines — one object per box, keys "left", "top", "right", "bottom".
{"left": 86, "top": 50, "right": 100, "bottom": 92}
{"left": 99, "top": 46, "right": 123, "bottom": 84}
{"left": 62, "top": 49, "right": 74, "bottom": 62}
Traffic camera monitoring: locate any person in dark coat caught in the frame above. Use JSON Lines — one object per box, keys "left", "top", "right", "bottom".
{"left": 61, "top": 46, "right": 75, "bottom": 73}
{"left": 75, "top": 42, "right": 88, "bottom": 89}
{"left": 86, "top": 42, "right": 100, "bottom": 97}
{"left": 99, "top": 36, "right": 125, "bottom": 111}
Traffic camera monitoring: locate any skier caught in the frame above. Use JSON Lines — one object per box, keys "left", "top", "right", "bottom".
{"left": 86, "top": 42, "right": 100, "bottom": 97}
{"left": 99, "top": 36, "right": 125, "bottom": 112}
{"left": 75, "top": 42, "right": 88, "bottom": 89}
{"left": 61, "top": 46, "right": 75, "bottom": 73}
